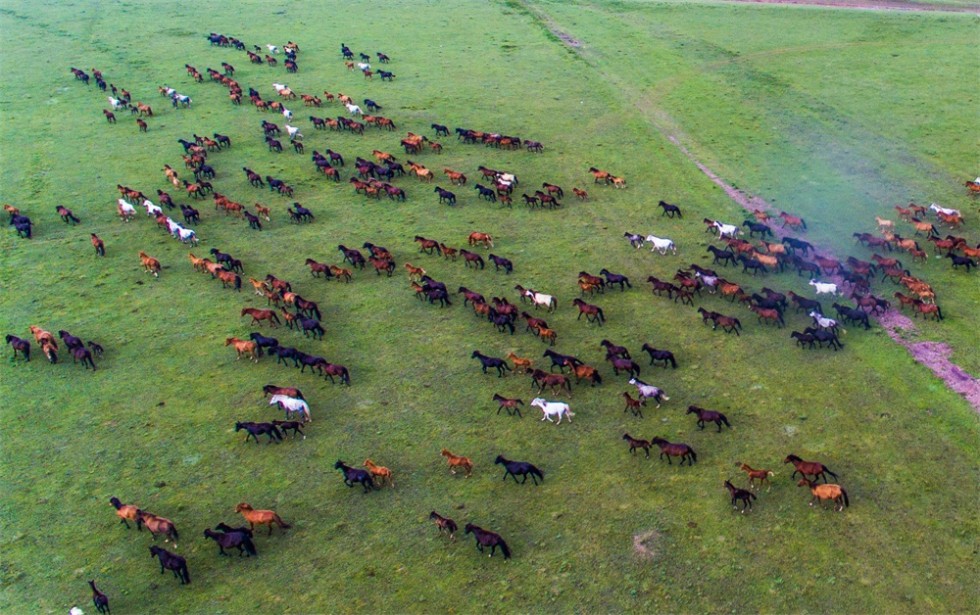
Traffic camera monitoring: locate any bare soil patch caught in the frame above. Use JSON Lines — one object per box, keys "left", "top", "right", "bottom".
{"left": 633, "top": 529, "right": 662, "bottom": 560}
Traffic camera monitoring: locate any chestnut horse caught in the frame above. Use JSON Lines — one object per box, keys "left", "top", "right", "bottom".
{"left": 235, "top": 503, "right": 291, "bottom": 535}
{"left": 440, "top": 448, "right": 473, "bottom": 477}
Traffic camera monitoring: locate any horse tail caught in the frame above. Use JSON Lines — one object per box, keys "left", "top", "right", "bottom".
{"left": 552, "top": 297, "right": 558, "bottom": 310}
{"left": 341, "top": 367, "right": 351, "bottom": 385}
{"left": 235, "top": 276, "right": 242, "bottom": 291}
{"left": 598, "top": 307, "right": 605, "bottom": 321}
{"left": 668, "top": 355, "right": 677, "bottom": 368}
{"left": 532, "top": 467, "right": 544, "bottom": 481}
{"left": 498, "top": 538, "right": 512, "bottom": 559}
{"left": 274, "top": 514, "right": 291, "bottom": 529}
{"left": 801, "top": 218, "right": 807, "bottom": 229}
{"left": 689, "top": 448, "right": 697, "bottom": 462}
{"left": 823, "top": 466, "right": 838, "bottom": 480}
{"left": 840, "top": 488, "right": 849, "bottom": 508}
{"left": 271, "top": 426, "right": 284, "bottom": 441}
{"left": 313, "top": 305, "right": 322, "bottom": 320}
{"left": 243, "top": 536, "right": 257, "bottom": 556}
{"left": 182, "top": 564, "right": 191, "bottom": 584}
{"left": 170, "top": 525, "right": 180, "bottom": 541}
{"left": 722, "top": 415, "right": 731, "bottom": 427}
{"left": 271, "top": 313, "right": 281, "bottom": 324}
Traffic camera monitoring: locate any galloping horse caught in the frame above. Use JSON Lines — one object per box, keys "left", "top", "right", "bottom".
{"left": 651, "top": 437, "right": 697, "bottom": 465}
{"left": 241, "top": 307, "right": 281, "bottom": 327}
{"left": 783, "top": 454, "right": 839, "bottom": 483}
{"left": 798, "top": 478, "right": 850, "bottom": 511}
{"left": 440, "top": 448, "right": 473, "bottom": 477}
{"left": 464, "top": 524, "right": 511, "bottom": 559}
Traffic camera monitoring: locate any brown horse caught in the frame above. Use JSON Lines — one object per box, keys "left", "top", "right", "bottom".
{"left": 622, "top": 433, "right": 652, "bottom": 457}
{"left": 783, "top": 454, "right": 838, "bottom": 483}
{"left": 651, "top": 437, "right": 697, "bottom": 465}
{"left": 215, "top": 269, "right": 241, "bottom": 291}
{"left": 739, "top": 463, "right": 775, "bottom": 491}
{"left": 235, "top": 503, "right": 291, "bottom": 535}
{"left": 622, "top": 392, "right": 645, "bottom": 417}
{"left": 135, "top": 510, "right": 179, "bottom": 544}
{"left": 241, "top": 307, "right": 281, "bottom": 327}
{"left": 109, "top": 496, "right": 140, "bottom": 528}
{"left": 329, "top": 265, "right": 353, "bottom": 282}
{"left": 429, "top": 511, "right": 458, "bottom": 541}
{"left": 225, "top": 337, "right": 258, "bottom": 361}
{"left": 492, "top": 393, "right": 524, "bottom": 417}
{"left": 468, "top": 232, "right": 494, "bottom": 248}
{"left": 363, "top": 459, "right": 394, "bottom": 487}
{"left": 440, "top": 449, "right": 473, "bottom": 477}
{"left": 798, "top": 478, "right": 850, "bottom": 511}
{"left": 506, "top": 352, "right": 533, "bottom": 373}
{"left": 138, "top": 251, "right": 161, "bottom": 277}
{"left": 29, "top": 325, "right": 57, "bottom": 349}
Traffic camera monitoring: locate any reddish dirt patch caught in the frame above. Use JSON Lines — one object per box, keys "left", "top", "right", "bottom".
{"left": 633, "top": 529, "right": 661, "bottom": 560}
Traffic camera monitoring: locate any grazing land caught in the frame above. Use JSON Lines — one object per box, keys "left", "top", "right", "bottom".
{"left": 0, "top": 1, "right": 977, "bottom": 613}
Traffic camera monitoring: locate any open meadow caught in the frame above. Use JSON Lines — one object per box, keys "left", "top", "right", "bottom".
{"left": 1, "top": 0, "right": 978, "bottom": 613}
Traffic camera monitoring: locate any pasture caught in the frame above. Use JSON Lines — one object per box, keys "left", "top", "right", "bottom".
{"left": 1, "top": 0, "right": 978, "bottom": 613}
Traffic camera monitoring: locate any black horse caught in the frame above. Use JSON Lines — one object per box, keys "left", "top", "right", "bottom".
{"left": 334, "top": 460, "right": 375, "bottom": 493}
{"left": 180, "top": 204, "right": 200, "bottom": 225}
{"left": 658, "top": 200, "right": 683, "bottom": 218}
{"left": 742, "top": 220, "right": 773, "bottom": 238}
{"left": 272, "top": 346, "right": 304, "bottom": 367}
{"left": 488, "top": 309, "right": 515, "bottom": 334}
{"left": 599, "top": 269, "right": 631, "bottom": 290}
{"left": 434, "top": 186, "right": 456, "bottom": 206}
{"left": 148, "top": 545, "right": 190, "bottom": 584}
{"left": 488, "top": 254, "right": 513, "bottom": 274}
{"left": 272, "top": 420, "right": 305, "bottom": 439}
{"left": 59, "top": 330, "right": 84, "bottom": 351}
{"left": 832, "top": 303, "right": 871, "bottom": 330}
{"left": 495, "top": 455, "right": 544, "bottom": 485}
{"left": 235, "top": 421, "right": 283, "bottom": 444}
{"left": 297, "top": 317, "right": 325, "bottom": 339}
{"left": 724, "top": 480, "right": 757, "bottom": 512}
{"left": 203, "top": 528, "right": 257, "bottom": 557}
{"left": 542, "top": 348, "right": 582, "bottom": 372}
{"left": 472, "top": 351, "right": 511, "bottom": 377}
{"left": 72, "top": 346, "right": 97, "bottom": 370}
{"left": 464, "top": 524, "right": 511, "bottom": 559}
{"left": 249, "top": 333, "right": 279, "bottom": 356}
{"left": 706, "top": 245, "right": 736, "bottom": 267}
{"left": 640, "top": 343, "right": 677, "bottom": 369}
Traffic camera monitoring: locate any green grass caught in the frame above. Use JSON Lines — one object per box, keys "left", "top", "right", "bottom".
{"left": 1, "top": 1, "right": 978, "bottom": 613}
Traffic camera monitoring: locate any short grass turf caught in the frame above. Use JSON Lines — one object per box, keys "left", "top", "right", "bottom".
{"left": 1, "top": 1, "right": 978, "bottom": 613}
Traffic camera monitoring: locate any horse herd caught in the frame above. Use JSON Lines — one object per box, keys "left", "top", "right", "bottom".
{"left": 29, "top": 25, "right": 976, "bottom": 614}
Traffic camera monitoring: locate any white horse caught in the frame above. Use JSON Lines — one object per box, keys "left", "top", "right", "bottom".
{"left": 713, "top": 221, "right": 739, "bottom": 239}
{"left": 165, "top": 218, "right": 181, "bottom": 235}
{"left": 281, "top": 107, "right": 293, "bottom": 121}
{"left": 108, "top": 96, "right": 126, "bottom": 110}
{"left": 284, "top": 124, "right": 302, "bottom": 141}
{"left": 357, "top": 62, "right": 370, "bottom": 71}
{"left": 530, "top": 398, "right": 574, "bottom": 424}
{"left": 694, "top": 271, "right": 718, "bottom": 292}
{"left": 269, "top": 395, "right": 311, "bottom": 423}
{"left": 627, "top": 377, "right": 670, "bottom": 407}
{"left": 345, "top": 103, "right": 362, "bottom": 116}
{"left": 523, "top": 288, "right": 557, "bottom": 312}
{"left": 143, "top": 199, "right": 162, "bottom": 217}
{"left": 266, "top": 44, "right": 279, "bottom": 54}
{"left": 117, "top": 199, "right": 136, "bottom": 219}
{"left": 808, "top": 280, "right": 838, "bottom": 296}
{"left": 272, "top": 82, "right": 287, "bottom": 93}
{"left": 644, "top": 234, "right": 677, "bottom": 255}
{"left": 497, "top": 172, "right": 518, "bottom": 186}
{"left": 809, "top": 311, "right": 840, "bottom": 331}
{"left": 171, "top": 93, "right": 191, "bottom": 107}
{"left": 175, "top": 227, "right": 198, "bottom": 245}
{"left": 929, "top": 203, "right": 960, "bottom": 217}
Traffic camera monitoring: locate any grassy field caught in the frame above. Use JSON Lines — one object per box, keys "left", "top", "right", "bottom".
{"left": 1, "top": 1, "right": 978, "bottom": 613}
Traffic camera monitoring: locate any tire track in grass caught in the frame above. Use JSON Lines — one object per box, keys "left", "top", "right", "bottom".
{"left": 516, "top": 0, "right": 980, "bottom": 412}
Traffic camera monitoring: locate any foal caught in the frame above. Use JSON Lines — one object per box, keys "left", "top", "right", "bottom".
{"left": 724, "top": 480, "right": 757, "bottom": 513}
{"left": 429, "top": 511, "right": 458, "bottom": 541}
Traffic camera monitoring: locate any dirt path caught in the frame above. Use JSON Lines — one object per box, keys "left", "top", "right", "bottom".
{"left": 667, "top": 136, "right": 980, "bottom": 412}
{"left": 517, "top": 0, "right": 980, "bottom": 411}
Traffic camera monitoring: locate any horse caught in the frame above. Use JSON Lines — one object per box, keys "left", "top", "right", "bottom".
{"left": 530, "top": 398, "right": 573, "bottom": 424}
{"left": 88, "top": 580, "right": 110, "bottom": 614}
{"left": 472, "top": 351, "right": 511, "bottom": 377}
{"left": 622, "top": 392, "right": 646, "bottom": 418}
{"left": 608, "top": 356, "right": 641, "bottom": 378}
{"left": 429, "top": 512, "right": 458, "bottom": 541}
{"left": 138, "top": 251, "right": 161, "bottom": 277}
{"left": 334, "top": 460, "right": 376, "bottom": 493}
{"left": 724, "top": 480, "right": 757, "bottom": 513}
{"left": 651, "top": 437, "right": 697, "bottom": 465}
{"left": 235, "top": 503, "right": 291, "bottom": 535}
{"left": 531, "top": 369, "right": 572, "bottom": 396}
{"left": 464, "top": 524, "right": 511, "bottom": 559}
{"left": 269, "top": 394, "right": 311, "bottom": 423}
{"left": 235, "top": 421, "right": 283, "bottom": 444}
{"left": 658, "top": 200, "right": 682, "bottom": 218}
{"left": 706, "top": 245, "right": 737, "bottom": 266}
{"left": 911, "top": 300, "right": 944, "bottom": 321}
{"left": 135, "top": 510, "right": 179, "bottom": 544}
{"left": 204, "top": 527, "right": 257, "bottom": 557}
{"left": 148, "top": 546, "right": 190, "bottom": 585}
{"left": 241, "top": 307, "right": 281, "bottom": 327}
{"left": 572, "top": 298, "right": 605, "bottom": 325}
{"left": 468, "top": 231, "right": 494, "bottom": 248}
{"left": 741, "top": 220, "right": 773, "bottom": 238}
{"left": 798, "top": 478, "right": 850, "bottom": 511}
{"left": 784, "top": 454, "right": 839, "bottom": 483}
{"left": 488, "top": 254, "right": 513, "bottom": 274}
{"left": 779, "top": 211, "right": 807, "bottom": 231}
{"left": 599, "top": 269, "right": 631, "bottom": 290}
{"left": 628, "top": 378, "right": 669, "bottom": 407}
{"left": 6, "top": 335, "right": 30, "bottom": 361}
{"left": 495, "top": 455, "right": 544, "bottom": 485}
{"left": 645, "top": 234, "right": 677, "bottom": 255}
{"left": 441, "top": 449, "right": 473, "bottom": 476}
{"left": 808, "top": 280, "right": 838, "bottom": 296}
{"left": 224, "top": 337, "right": 258, "bottom": 363}
{"left": 686, "top": 406, "right": 732, "bottom": 432}
{"left": 109, "top": 496, "right": 140, "bottom": 528}
{"left": 492, "top": 393, "right": 524, "bottom": 417}
{"left": 515, "top": 285, "right": 557, "bottom": 312}
{"left": 947, "top": 253, "right": 977, "bottom": 271}
{"left": 459, "top": 249, "right": 485, "bottom": 269}
{"left": 363, "top": 459, "right": 394, "bottom": 487}
{"left": 739, "top": 463, "right": 775, "bottom": 491}
{"left": 56, "top": 205, "right": 80, "bottom": 225}
{"left": 262, "top": 384, "right": 304, "bottom": 400}
{"left": 640, "top": 343, "right": 677, "bottom": 369}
